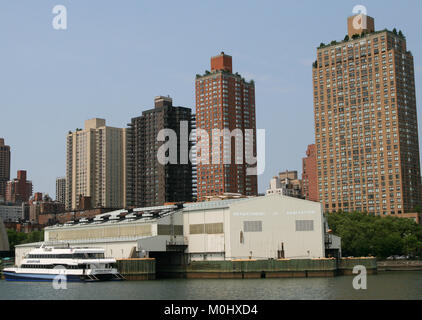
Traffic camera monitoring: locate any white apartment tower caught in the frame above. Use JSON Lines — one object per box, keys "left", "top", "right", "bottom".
{"left": 65, "top": 118, "right": 128, "bottom": 210}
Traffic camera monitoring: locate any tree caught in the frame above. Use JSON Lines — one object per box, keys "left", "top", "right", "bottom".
{"left": 6, "top": 229, "right": 44, "bottom": 252}
{"left": 7, "top": 229, "right": 27, "bottom": 250}
{"left": 344, "top": 35, "right": 349, "bottom": 42}
{"left": 326, "top": 212, "right": 422, "bottom": 259}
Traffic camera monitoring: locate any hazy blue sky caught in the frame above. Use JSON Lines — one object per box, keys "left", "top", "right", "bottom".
{"left": 1, "top": 0, "right": 422, "bottom": 198}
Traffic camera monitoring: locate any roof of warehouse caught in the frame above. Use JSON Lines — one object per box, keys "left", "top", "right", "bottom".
{"left": 15, "top": 235, "right": 158, "bottom": 248}
{"left": 183, "top": 198, "right": 251, "bottom": 211}
{"left": 46, "top": 195, "right": 305, "bottom": 230}
{"left": 45, "top": 204, "right": 181, "bottom": 230}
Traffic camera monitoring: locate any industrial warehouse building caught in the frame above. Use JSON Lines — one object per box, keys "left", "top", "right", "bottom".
{"left": 183, "top": 195, "right": 341, "bottom": 260}
{"left": 14, "top": 195, "right": 341, "bottom": 265}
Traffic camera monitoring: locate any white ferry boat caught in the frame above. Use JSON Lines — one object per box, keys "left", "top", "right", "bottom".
{"left": 2, "top": 243, "right": 125, "bottom": 282}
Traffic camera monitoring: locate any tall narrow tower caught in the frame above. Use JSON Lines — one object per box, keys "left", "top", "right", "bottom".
{"left": 126, "top": 96, "right": 193, "bottom": 208}
{"left": 313, "top": 15, "right": 421, "bottom": 216}
{"left": 195, "top": 52, "right": 257, "bottom": 201}
{"left": 0, "top": 139, "right": 10, "bottom": 202}
{"left": 56, "top": 177, "right": 66, "bottom": 205}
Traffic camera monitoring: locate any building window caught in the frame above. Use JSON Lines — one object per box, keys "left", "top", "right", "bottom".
{"left": 243, "top": 220, "right": 262, "bottom": 232}
{"left": 295, "top": 220, "right": 314, "bottom": 232}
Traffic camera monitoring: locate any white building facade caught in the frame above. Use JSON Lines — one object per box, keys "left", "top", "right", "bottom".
{"left": 184, "top": 195, "right": 335, "bottom": 261}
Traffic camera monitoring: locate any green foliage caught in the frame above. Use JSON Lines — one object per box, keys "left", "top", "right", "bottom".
{"left": 7, "top": 229, "right": 44, "bottom": 250}
{"left": 326, "top": 212, "right": 422, "bottom": 259}
{"left": 344, "top": 35, "right": 349, "bottom": 42}
{"left": 352, "top": 34, "right": 360, "bottom": 40}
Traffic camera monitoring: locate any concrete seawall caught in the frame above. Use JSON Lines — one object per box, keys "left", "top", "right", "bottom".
{"left": 338, "top": 257, "right": 377, "bottom": 275}
{"left": 116, "top": 258, "right": 156, "bottom": 280}
{"left": 154, "top": 258, "right": 377, "bottom": 279}
{"left": 377, "top": 260, "right": 422, "bottom": 271}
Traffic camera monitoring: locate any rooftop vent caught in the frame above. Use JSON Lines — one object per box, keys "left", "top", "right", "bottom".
{"left": 118, "top": 211, "right": 128, "bottom": 219}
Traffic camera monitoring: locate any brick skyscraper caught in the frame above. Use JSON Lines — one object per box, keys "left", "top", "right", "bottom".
{"left": 302, "top": 144, "right": 318, "bottom": 202}
{"left": 313, "top": 14, "right": 421, "bottom": 216}
{"left": 127, "top": 96, "right": 194, "bottom": 208}
{"left": 0, "top": 139, "right": 10, "bottom": 201}
{"left": 195, "top": 52, "right": 257, "bottom": 201}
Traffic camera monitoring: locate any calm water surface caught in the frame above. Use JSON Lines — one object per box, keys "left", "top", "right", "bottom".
{"left": 0, "top": 271, "right": 421, "bottom": 300}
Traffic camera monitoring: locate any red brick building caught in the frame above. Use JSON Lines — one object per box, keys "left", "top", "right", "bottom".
{"left": 313, "top": 15, "right": 422, "bottom": 215}
{"left": 5, "top": 170, "right": 33, "bottom": 204}
{"left": 302, "top": 144, "right": 318, "bottom": 202}
{"left": 195, "top": 52, "right": 258, "bottom": 201}
{"left": 29, "top": 193, "right": 65, "bottom": 224}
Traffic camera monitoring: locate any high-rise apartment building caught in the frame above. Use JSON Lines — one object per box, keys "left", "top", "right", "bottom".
{"left": 0, "top": 139, "right": 11, "bottom": 202}
{"left": 302, "top": 144, "right": 318, "bottom": 202}
{"left": 195, "top": 52, "right": 257, "bottom": 201}
{"left": 127, "top": 96, "right": 193, "bottom": 208}
{"left": 55, "top": 177, "right": 66, "bottom": 205}
{"left": 66, "top": 118, "right": 128, "bottom": 210}
{"left": 313, "top": 15, "right": 421, "bottom": 216}
{"left": 5, "top": 170, "right": 33, "bottom": 204}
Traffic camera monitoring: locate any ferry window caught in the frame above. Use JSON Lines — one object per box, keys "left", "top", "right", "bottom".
{"left": 87, "top": 253, "right": 104, "bottom": 259}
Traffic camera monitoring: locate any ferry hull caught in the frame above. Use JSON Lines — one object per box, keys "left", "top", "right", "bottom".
{"left": 3, "top": 271, "right": 123, "bottom": 282}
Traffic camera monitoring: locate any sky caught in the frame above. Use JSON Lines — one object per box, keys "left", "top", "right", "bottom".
{"left": 1, "top": 0, "right": 422, "bottom": 198}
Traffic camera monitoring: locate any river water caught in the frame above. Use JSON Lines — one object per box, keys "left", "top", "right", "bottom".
{"left": 0, "top": 271, "right": 420, "bottom": 300}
